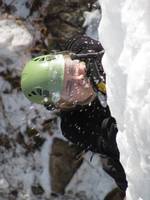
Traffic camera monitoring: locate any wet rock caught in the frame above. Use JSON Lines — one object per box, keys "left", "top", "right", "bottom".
{"left": 16, "top": 128, "right": 46, "bottom": 153}
{"left": 43, "top": 0, "right": 98, "bottom": 49}
{"left": 66, "top": 153, "right": 116, "bottom": 200}
{"left": 50, "top": 138, "right": 83, "bottom": 194}
{"left": 9, "top": 189, "right": 18, "bottom": 200}
{"left": 0, "top": 135, "right": 11, "bottom": 149}
{"left": 31, "top": 183, "right": 45, "bottom": 195}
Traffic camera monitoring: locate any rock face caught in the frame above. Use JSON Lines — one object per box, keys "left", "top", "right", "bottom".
{"left": 0, "top": 1, "right": 103, "bottom": 200}
{"left": 1, "top": 0, "right": 99, "bottom": 53}
{"left": 43, "top": 0, "right": 98, "bottom": 49}
{"left": 50, "top": 138, "right": 83, "bottom": 194}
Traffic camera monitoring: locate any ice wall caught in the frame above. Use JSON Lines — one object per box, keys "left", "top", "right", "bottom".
{"left": 98, "top": 0, "right": 150, "bottom": 200}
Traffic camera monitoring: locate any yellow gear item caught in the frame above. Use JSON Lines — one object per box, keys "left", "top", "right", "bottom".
{"left": 97, "top": 82, "right": 106, "bottom": 94}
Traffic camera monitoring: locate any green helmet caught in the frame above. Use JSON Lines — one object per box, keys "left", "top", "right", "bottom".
{"left": 21, "top": 54, "right": 65, "bottom": 105}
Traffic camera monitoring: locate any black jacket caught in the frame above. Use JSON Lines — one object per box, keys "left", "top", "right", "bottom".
{"left": 60, "top": 98, "right": 111, "bottom": 153}
{"left": 60, "top": 35, "right": 110, "bottom": 153}
{"left": 60, "top": 35, "right": 128, "bottom": 192}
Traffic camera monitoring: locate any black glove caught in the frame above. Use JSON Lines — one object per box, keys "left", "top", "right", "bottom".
{"left": 101, "top": 117, "right": 118, "bottom": 144}
{"left": 97, "top": 117, "right": 118, "bottom": 154}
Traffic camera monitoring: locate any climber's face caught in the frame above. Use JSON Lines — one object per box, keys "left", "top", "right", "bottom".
{"left": 57, "top": 56, "right": 95, "bottom": 109}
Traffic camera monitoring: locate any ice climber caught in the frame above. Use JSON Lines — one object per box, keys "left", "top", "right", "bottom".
{"left": 21, "top": 35, "right": 128, "bottom": 200}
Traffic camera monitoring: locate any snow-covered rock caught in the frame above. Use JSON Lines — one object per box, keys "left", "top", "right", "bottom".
{"left": 66, "top": 153, "right": 116, "bottom": 200}
{"left": 0, "top": 19, "right": 33, "bottom": 76}
{"left": 0, "top": 2, "right": 117, "bottom": 200}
